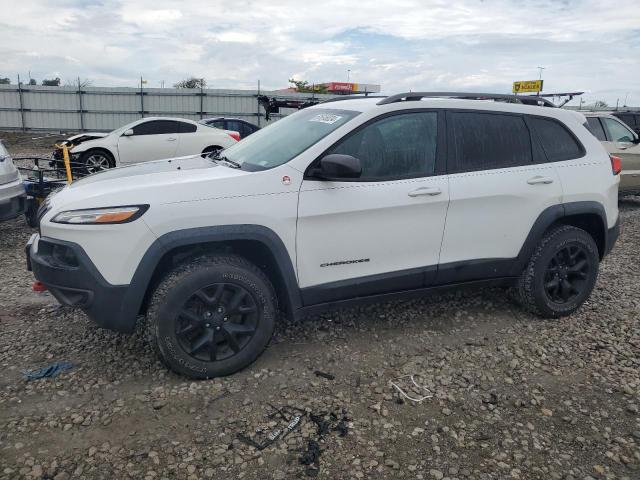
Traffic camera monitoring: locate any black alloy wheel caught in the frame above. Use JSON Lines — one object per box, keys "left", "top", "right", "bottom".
{"left": 516, "top": 225, "right": 599, "bottom": 318}
{"left": 146, "top": 254, "right": 277, "bottom": 379}
{"left": 175, "top": 282, "right": 258, "bottom": 362}
{"left": 543, "top": 244, "right": 590, "bottom": 304}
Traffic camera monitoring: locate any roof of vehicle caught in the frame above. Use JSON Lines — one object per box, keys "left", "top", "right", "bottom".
{"left": 582, "top": 112, "right": 620, "bottom": 119}
{"left": 135, "top": 116, "right": 200, "bottom": 125}
{"left": 310, "top": 92, "right": 584, "bottom": 125}
{"left": 200, "top": 117, "right": 252, "bottom": 123}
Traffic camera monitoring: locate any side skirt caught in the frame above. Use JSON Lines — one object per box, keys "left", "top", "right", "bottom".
{"left": 296, "top": 276, "right": 516, "bottom": 319}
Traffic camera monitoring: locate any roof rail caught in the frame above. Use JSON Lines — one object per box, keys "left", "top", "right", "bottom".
{"left": 376, "top": 92, "right": 556, "bottom": 108}
{"left": 321, "top": 94, "right": 386, "bottom": 104}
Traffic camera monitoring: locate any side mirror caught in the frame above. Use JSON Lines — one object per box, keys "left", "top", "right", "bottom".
{"left": 313, "top": 154, "right": 362, "bottom": 180}
{"left": 633, "top": 135, "right": 640, "bottom": 145}
{"left": 122, "top": 129, "right": 134, "bottom": 137}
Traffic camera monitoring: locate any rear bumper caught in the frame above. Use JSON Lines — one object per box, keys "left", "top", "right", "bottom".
{"left": 28, "top": 235, "right": 137, "bottom": 333}
{"left": 0, "top": 192, "right": 26, "bottom": 222}
{"left": 604, "top": 217, "right": 620, "bottom": 257}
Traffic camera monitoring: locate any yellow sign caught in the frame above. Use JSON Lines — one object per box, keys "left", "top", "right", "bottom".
{"left": 513, "top": 80, "right": 543, "bottom": 93}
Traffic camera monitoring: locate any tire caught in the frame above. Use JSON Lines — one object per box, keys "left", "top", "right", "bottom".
{"left": 515, "top": 225, "right": 599, "bottom": 318}
{"left": 201, "top": 146, "right": 222, "bottom": 158}
{"left": 146, "top": 254, "right": 277, "bottom": 379}
{"left": 80, "top": 149, "right": 113, "bottom": 174}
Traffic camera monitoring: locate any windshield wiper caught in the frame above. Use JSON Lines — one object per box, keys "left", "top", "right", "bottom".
{"left": 211, "top": 153, "right": 241, "bottom": 169}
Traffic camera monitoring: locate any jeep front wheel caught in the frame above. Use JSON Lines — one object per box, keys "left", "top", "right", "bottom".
{"left": 146, "top": 254, "right": 277, "bottom": 378}
{"left": 516, "top": 225, "right": 599, "bottom": 318}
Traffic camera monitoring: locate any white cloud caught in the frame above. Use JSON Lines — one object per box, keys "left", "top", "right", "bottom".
{"left": 0, "top": 0, "right": 638, "bottom": 104}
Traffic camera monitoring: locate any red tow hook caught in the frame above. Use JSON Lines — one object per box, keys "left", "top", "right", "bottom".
{"left": 32, "top": 281, "right": 48, "bottom": 292}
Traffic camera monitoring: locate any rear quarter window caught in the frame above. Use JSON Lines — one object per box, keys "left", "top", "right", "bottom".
{"left": 527, "top": 117, "right": 584, "bottom": 162}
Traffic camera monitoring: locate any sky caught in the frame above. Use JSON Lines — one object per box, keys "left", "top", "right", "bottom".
{"left": 1, "top": 0, "right": 639, "bottom": 106}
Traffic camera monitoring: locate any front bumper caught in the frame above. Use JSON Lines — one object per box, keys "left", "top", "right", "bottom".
{"left": 0, "top": 193, "right": 26, "bottom": 221}
{"left": 27, "top": 235, "right": 137, "bottom": 332}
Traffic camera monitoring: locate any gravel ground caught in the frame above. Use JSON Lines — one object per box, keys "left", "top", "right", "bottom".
{"left": 1, "top": 133, "right": 639, "bottom": 479}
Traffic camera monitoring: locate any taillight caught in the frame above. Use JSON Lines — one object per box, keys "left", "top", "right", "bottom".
{"left": 610, "top": 155, "right": 622, "bottom": 175}
{"left": 228, "top": 132, "right": 241, "bottom": 142}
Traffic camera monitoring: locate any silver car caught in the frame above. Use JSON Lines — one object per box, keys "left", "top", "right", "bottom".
{"left": 584, "top": 113, "right": 640, "bottom": 194}
{"left": 0, "top": 141, "right": 26, "bottom": 222}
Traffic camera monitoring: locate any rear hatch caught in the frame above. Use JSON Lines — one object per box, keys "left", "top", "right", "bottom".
{"left": 0, "top": 141, "right": 20, "bottom": 185}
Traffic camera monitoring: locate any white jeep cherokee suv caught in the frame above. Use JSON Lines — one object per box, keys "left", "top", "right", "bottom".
{"left": 27, "top": 92, "right": 620, "bottom": 379}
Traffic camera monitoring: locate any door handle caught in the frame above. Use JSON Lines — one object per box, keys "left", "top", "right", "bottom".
{"left": 167, "top": 137, "right": 177, "bottom": 141}
{"left": 408, "top": 187, "right": 442, "bottom": 197}
{"left": 527, "top": 176, "right": 554, "bottom": 185}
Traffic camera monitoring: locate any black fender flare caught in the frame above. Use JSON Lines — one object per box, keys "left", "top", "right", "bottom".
{"left": 119, "top": 225, "right": 301, "bottom": 331}
{"left": 511, "top": 201, "right": 609, "bottom": 275}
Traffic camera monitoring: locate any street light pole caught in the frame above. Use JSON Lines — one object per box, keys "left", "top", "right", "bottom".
{"left": 536, "top": 66, "right": 545, "bottom": 96}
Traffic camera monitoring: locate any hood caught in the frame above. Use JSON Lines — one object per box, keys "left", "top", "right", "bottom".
{"left": 69, "top": 154, "right": 216, "bottom": 187}
{"left": 65, "top": 132, "right": 109, "bottom": 143}
{"left": 45, "top": 154, "right": 248, "bottom": 212}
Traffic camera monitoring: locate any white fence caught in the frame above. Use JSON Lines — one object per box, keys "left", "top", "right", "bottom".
{"left": 0, "top": 84, "right": 337, "bottom": 132}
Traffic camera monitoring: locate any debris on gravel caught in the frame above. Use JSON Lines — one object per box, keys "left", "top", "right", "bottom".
{"left": 1, "top": 137, "right": 639, "bottom": 479}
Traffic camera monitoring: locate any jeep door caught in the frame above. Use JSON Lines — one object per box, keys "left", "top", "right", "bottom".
{"left": 296, "top": 111, "right": 449, "bottom": 304}
{"left": 438, "top": 111, "right": 564, "bottom": 283}
{"left": 600, "top": 116, "right": 640, "bottom": 192}
{"left": 117, "top": 120, "right": 181, "bottom": 165}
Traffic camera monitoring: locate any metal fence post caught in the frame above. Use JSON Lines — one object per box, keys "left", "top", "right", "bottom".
{"left": 256, "top": 80, "right": 261, "bottom": 127}
{"left": 77, "top": 77, "right": 85, "bottom": 131}
{"left": 200, "top": 83, "right": 204, "bottom": 119}
{"left": 17, "top": 74, "right": 26, "bottom": 131}
{"left": 140, "top": 76, "right": 144, "bottom": 118}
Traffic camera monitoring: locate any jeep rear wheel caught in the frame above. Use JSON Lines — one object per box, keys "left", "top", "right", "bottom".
{"left": 516, "top": 225, "right": 599, "bottom": 318}
{"left": 146, "top": 254, "right": 276, "bottom": 379}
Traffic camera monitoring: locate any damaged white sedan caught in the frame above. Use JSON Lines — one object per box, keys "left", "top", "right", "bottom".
{"left": 54, "top": 117, "right": 239, "bottom": 172}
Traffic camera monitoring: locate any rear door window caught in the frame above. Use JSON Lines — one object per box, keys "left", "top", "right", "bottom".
{"left": 132, "top": 120, "right": 181, "bottom": 136}
{"left": 527, "top": 117, "right": 584, "bottom": 161}
{"left": 449, "top": 112, "right": 532, "bottom": 173}
{"left": 586, "top": 117, "right": 607, "bottom": 141}
{"left": 178, "top": 121, "right": 197, "bottom": 133}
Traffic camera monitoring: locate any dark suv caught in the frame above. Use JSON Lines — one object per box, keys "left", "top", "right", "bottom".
{"left": 200, "top": 117, "right": 260, "bottom": 139}
{"left": 613, "top": 112, "right": 640, "bottom": 135}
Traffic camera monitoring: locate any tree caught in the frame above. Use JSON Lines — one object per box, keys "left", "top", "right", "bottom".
{"left": 288, "top": 79, "right": 328, "bottom": 94}
{"left": 174, "top": 77, "right": 206, "bottom": 89}
{"left": 28, "top": 78, "right": 36, "bottom": 85}
{"left": 64, "top": 78, "right": 93, "bottom": 87}
{"left": 42, "top": 77, "right": 61, "bottom": 86}
{"left": 0, "top": 77, "right": 10, "bottom": 85}
{"left": 593, "top": 100, "right": 608, "bottom": 109}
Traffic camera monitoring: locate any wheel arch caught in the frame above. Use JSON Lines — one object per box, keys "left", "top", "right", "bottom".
{"left": 121, "top": 225, "right": 301, "bottom": 329}
{"left": 515, "top": 202, "right": 609, "bottom": 275}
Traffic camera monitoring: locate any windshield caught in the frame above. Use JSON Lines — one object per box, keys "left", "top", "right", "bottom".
{"left": 223, "top": 108, "right": 360, "bottom": 171}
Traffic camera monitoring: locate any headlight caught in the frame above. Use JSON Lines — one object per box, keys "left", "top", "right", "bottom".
{"left": 51, "top": 205, "right": 149, "bottom": 224}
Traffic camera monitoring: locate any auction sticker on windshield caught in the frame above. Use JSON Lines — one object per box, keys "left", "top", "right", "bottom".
{"left": 309, "top": 113, "right": 342, "bottom": 124}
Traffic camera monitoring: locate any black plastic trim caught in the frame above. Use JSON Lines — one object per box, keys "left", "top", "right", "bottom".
{"left": 0, "top": 193, "right": 26, "bottom": 221}
{"left": 300, "top": 277, "right": 515, "bottom": 317}
{"left": 301, "top": 266, "right": 433, "bottom": 306}
{"left": 125, "top": 224, "right": 302, "bottom": 326}
{"left": 30, "top": 236, "right": 131, "bottom": 332}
